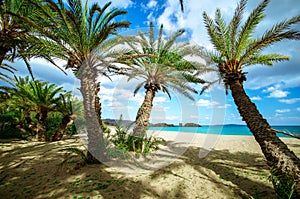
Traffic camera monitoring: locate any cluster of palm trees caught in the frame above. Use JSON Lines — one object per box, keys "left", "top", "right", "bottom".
{"left": 1, "top": 76, "right": 75, "bottom": 141}
{"left": 1, "top": 0, "right": 300, "bottom": 196}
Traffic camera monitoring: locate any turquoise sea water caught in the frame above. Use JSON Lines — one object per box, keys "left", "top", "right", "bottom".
{"left": 149, "top": 125, "right": 300, "bottom": 137}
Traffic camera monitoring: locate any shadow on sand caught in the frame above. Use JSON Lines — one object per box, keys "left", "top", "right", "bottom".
{"left": 0, "top": 137, "right": 277, "bottom": 198}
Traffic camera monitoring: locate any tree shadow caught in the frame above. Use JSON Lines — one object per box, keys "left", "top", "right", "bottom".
{"left": 0, "top": 138, "right": 188, "bottom": 199}
{"left": 181, "top": 146, "right": 275, "bottom": 198}
{"left": 1, "top": 136, "right": 285, "bottom": 198}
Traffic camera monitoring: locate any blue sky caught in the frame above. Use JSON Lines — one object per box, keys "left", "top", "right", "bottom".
{"left": 2, "top": 0, "right": 300, "bottom": 125}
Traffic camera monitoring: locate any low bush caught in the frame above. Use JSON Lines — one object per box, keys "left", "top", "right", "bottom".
{"left": 104, "top": 116, "right": 165, "bottom": 159}
{"left": 269, "top": 167, "right": 296, "bottom": 199}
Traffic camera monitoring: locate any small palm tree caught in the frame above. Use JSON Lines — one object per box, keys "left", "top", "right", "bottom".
{"left": 27, "top": 0, "right": 130, "bottom": 163}
{"left": 6, "top": 76, "right": 71, "bottom": 141}
{"left": 123, "top": 23, "right": 206, "bottom": 136}
{"left": 202, "top": 0, "right": 300, "bottom": 196}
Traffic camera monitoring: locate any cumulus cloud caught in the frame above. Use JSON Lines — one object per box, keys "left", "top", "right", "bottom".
{"left": 217, "top": 104, "right": 232, "bottom": 109}
{"left": 267, "top": 90, "right": 289, "bottom": 98}
{"left": 195, "top": 99, "right": 218, "bottom": 107}
{"left": 279, "top": 98, "right": 300, "bottom": 104}
{"left": 262, "top": 85, "right": 289, "bottom": 98}
{"left": 297, "top": 107, "right": 300, "bottom": 112}
{"left": 250, "top": 96, "right": 262, "bottom": 101}
{"left": 147, "top": 0, "right": 157, "bottom": 8}
{"left": 275, "top": 109, "right": 291, "bottom": 113}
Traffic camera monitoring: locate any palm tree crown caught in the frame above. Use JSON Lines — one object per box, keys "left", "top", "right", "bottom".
{"left": 125, "top": 23, "right": 206, "bottom": 100}
{"left": 203, "top": 0, "right": 300, "bottom": 89}
{"left": 29, "top": 0, "right": 130, "bottom": 72}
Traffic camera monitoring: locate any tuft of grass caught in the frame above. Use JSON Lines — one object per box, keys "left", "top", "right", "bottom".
{"left": 269, "top": 167, "right": 296, "bottom": 199}
{"left": 104, "top": 115, "right": 165, "bottom": 159}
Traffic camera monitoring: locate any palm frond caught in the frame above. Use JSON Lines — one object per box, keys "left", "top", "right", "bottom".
{"left": 215, "top": 9, "right": 231, "bottom": 58}
{"left": 229, "top": 0, "right": 247, "bottom": 58}
{"left": 240, "top": 15, "right": 300, "bottom": 63}
{"left": 243, "top": 54, "right": 290, "bottom": 67}
{"left": 203, "top": 12, "right": 226, "bottom": 53}
{"left": 133, "top": 82, "right": 145, "bottom": 96}
{"left": 235, "top": 0, "right": 269, "bottom": 57}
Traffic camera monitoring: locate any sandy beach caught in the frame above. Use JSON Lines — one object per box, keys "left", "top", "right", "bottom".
{"left": 0, "top": 131, "right": 299, "bottom": 199}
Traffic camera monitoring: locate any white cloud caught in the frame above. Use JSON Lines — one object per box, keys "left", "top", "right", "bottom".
{"left": 297, "top": 107, "right": 300, "bottom": 112}
{"left": 147, "top": 0, "right": 157, "bottom": 8}
{"left": 156, "top": 0, "right": 236, "bottom": 46}
{"left": 262, "top": 84, "right": 289, "bottom": 98}
{"left": 250, "top": 96, "right": 262, "bottom": 101}
{"left": 276, "top": 109, "right": 290, "bottom": 113}
{"left": 217, "top": 104, "right": 232, "bottom": 109}
{"left": 263, "top": 86, "right": 277, "bottom": 93}
{"left": 279, "top": 98, "right": 300, "bottom": 104}
{"left": 195, "top": 99, "right": 218, "bottom": 107}
{"left": 267, "top": 90, "right": 289, "bottom": 98}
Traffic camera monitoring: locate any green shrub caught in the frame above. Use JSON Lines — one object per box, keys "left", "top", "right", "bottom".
{"left": 269, "top": 167, "right": 296, "bottom": 199}
{"left": 45, "top": 112, "right": 64, "bottom": 139}
{"left": 0, "top": 110, "right": 23, "bottom": 139}
{"left": 104, "top": 116, "right": 164, "bottom": 159}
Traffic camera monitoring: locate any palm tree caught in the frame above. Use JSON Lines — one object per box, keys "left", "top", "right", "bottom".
{"left": 202, "top": 0, "right": 300, "bottom": 196}
{"left": 0, "top": 0, "right": 40, "bottom": 82}
{"left": 123, "top": 23, "right": 206, "bottom": 136}
{"left": 27, "top": 0, "right": 130, "bottom": 163}
{"left": 6, "top": 76, "right": 70, "bottom": 141}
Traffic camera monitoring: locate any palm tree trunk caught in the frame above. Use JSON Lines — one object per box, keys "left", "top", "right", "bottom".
{"left": 36, "top": 110, "right": 47, "bottom": 141}
{"left": 133, "top": 89, "right": 156, "bottom": 136}
{"left": 51, "top": 115, "right": 74, "bottom": 141}
{"left": 79, "top": 76, "right": 106, "bottom": 164}
{"left": 229, "top": 79, "right": 300, "bottom": 196}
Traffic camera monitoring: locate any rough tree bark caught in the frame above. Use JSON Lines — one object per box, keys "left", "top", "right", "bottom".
{"left": 133, "top": 89, "right": 156, "bottom": 136}
{"left": 51, "top": 115, "right": 75, "bottom": 141}
{"left": 79, "top": 75, "right": 106, "bottom": 164}
{"left": 229, "top": 79, "right": 300, "bottom": 197}
{"left": 36, "top": 110, "right": 47, "bottom": 141}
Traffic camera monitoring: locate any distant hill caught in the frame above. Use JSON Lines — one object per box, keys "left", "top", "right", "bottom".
{"left": 151, "top": 123, "right": 175, "bottom": 127}
{"left": 103, "top": 118, "right": 134, "bottom": 126}
{"left": 184, "top": 123, "right": 202, "bottom": 127}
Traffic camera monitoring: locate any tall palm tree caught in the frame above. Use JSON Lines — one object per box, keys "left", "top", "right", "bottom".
{"left": 27, "top": 0, "right": 130, "bottom": 163}
{"left": 6, "top": 76, "right": 70, "bottom": 141}
{"left": 202, "top": 0, "right": 300, "bottom": 196}
{"left": 123, "top": 23, "right": 206, "bottom": 136}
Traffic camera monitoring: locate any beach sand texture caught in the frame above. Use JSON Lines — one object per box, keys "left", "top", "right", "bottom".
{"left": 0, "top": 131, "right": 299, "bottom": 199}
